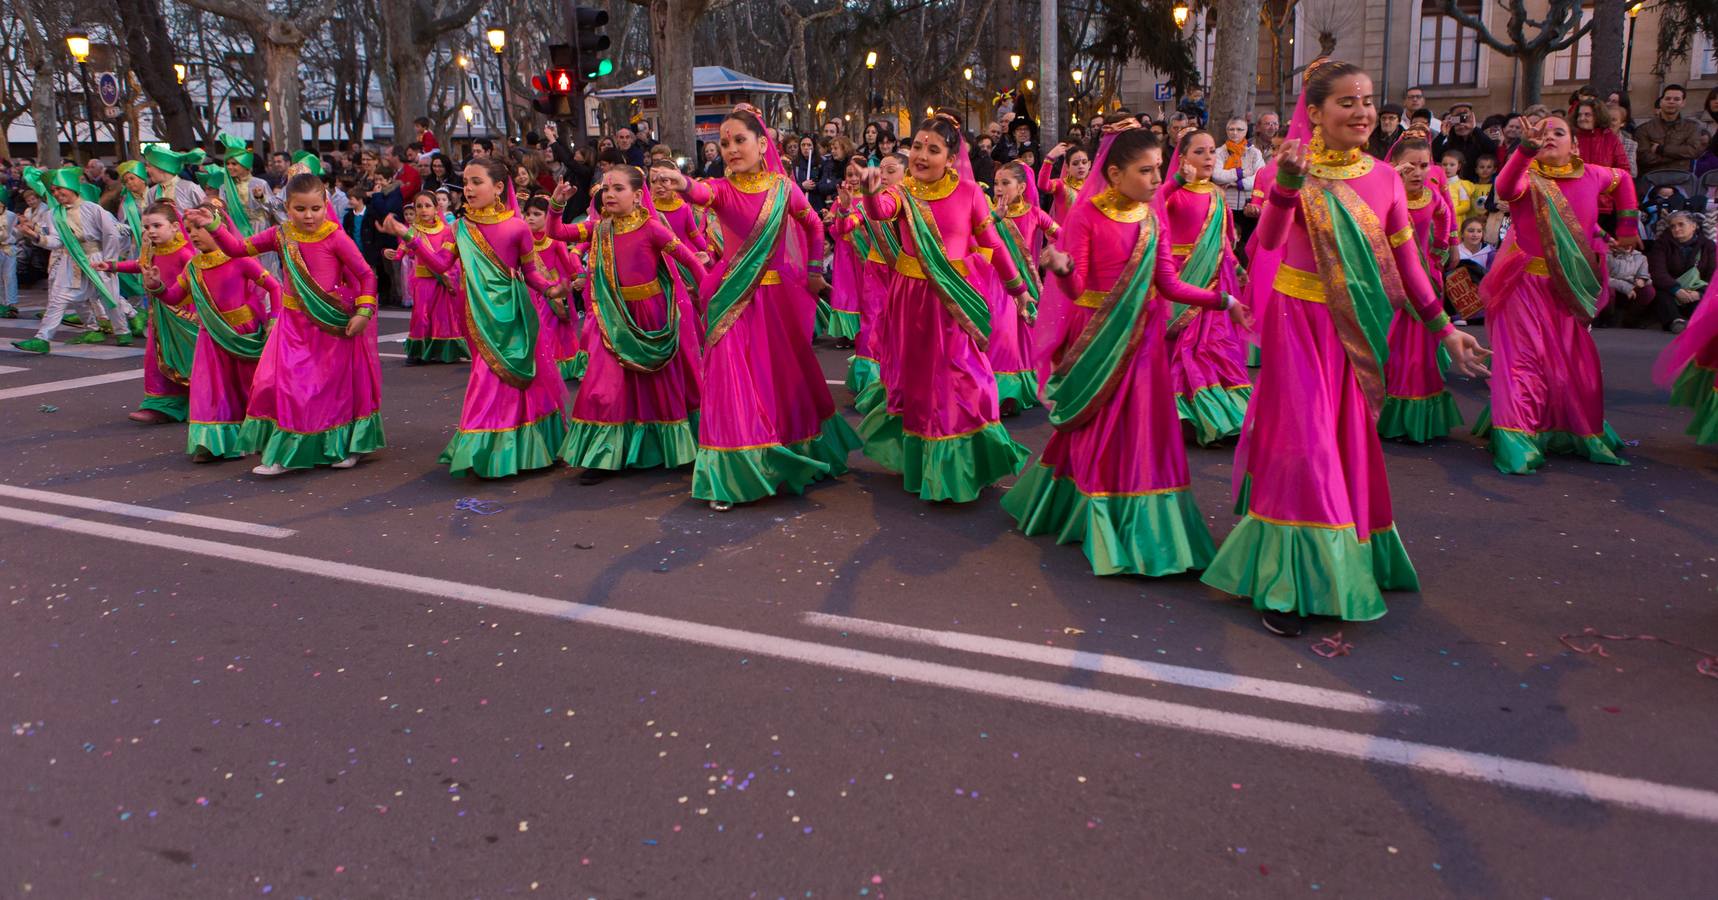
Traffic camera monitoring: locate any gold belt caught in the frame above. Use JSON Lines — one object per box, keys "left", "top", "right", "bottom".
{"left": 619, "top": 280, "right": 663, "bottom": 301}
{"left": 974, "top": 247, "right": 994, "bottom": 262}
{"left": 220, "top": 305, "right": 257, "bottom": 327}
{"left": 866, "top": 248, "right": 887, "bottom": 264}
{"left": 1523, "top": 255, "right": 1550, "bottom": 276}
{"left": 894, "top": 254, "right": 968, "bottom": 280}
{"left": 282, "top": 293, "right": 305, "bottom": 313}
{"left": 1074, "top": 290, "right": 1108, "bottom": 309}
{"left": 1273, "top": 264, "right": 1326, "bottom": 304}
{"left": 1171, "top": 243, "right": 1195, "bottom": 256}
{"left": 759, "top": 270, "right": 783, "bottom": 286}
{"left": 414, "top": 264, "right": 434, "bottom": 278}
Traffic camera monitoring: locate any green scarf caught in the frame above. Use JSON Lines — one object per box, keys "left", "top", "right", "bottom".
{"left": 1169, "top": 194, "right": 1226, "bottom": 330}
{"left": 991, "top": 210, "right": 1040, "bottom": 315}
{"left": 118, "top": 190, "right": 145, "bottom": 297}
{"left": 847, "top": 215, "right": 873, "bottom": 261}
{"left": 280, "top": 235, "right": 353, "bottom": 332}
{"left": 186, "top": 260, "right": 268, "bottom": 360}
{"left": 704, "top": 177, "right": 788, "bottom": 344}
{"left": 1045, "top": 216, "right": 1159, "bottom": 430}
{"left": 900, "top": 192, "right": 991, "bottom": 343}
{"left": 1301, "top": 177, "right": 1406, "bottom": 418}
{"left": 203, "top": 165, "right": 256, "bottom": 237}
{"left": 150, "top": 294, "right": 199, "bottom": 386}
{"left": 1528, "top": 170, "right": 1604, "bottom": 321}
{"left": 860, "top": 206, "right": 900, "bottom": 264}
{"left": 589, "top": 219, "right": 681, "bottom": 372}
{"left": 51, "top": 201, "right": 122, "bottom": 311}
{"left": 456, "top": 218, "right": 539, "bottom": 388}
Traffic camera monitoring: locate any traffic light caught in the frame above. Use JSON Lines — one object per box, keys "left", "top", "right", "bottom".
{"left": 569, "top": 5, "right": 610, "bottom": 83}
{"left": 531, "top": 69, "right": 573, "bottom": 118}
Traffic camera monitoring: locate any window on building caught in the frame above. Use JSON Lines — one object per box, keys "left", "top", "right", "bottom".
{"left": 1693, "top": 32, "right": 1718, "bottom": 79}
{"left": 231, "top": 102, "right": 253, "bottom": 123}
{"left": 1417, "top": 0, "right": 1482, "bottom": 88}
{"left": 1256, "top": 0, "right": 1296, "bottom": 94}
{"left": 1545, "top": 5, "right": 1594, "bottom": 85}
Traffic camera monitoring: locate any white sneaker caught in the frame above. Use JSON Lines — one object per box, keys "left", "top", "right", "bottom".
{"left": 251, "top": 463, "right": 288, "bottom": 476}
{"left": 331, "top": 454, "right": 361, "bottom": 469}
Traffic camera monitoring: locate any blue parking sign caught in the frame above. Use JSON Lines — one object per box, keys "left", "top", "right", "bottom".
{"left": 1154, "top": 82, "right": 1173, "bottom": 102}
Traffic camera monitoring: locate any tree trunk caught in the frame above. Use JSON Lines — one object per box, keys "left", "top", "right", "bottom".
{"left": 1210, "top": 0, "right": 1263, "bottom": 127}
{"left": 113, "top": 0, "right": 201, "bottom": 148}
{"left": 1588, "top": 0, "right": 1627, "bottom": 98}
{"left": 29, "top": 53, "right": 60, "bottom": 167}
{"left": 261, "top": 38, "right": 304, "bottom": 153}
{"left": 391, "top": 51, "right": 430, "bottom": 146}
{"left": 1518, "top": 51, "right": 1546, "bottom": 107}
{"left": 649, "top": 0, "right": 702, "bottom": 158}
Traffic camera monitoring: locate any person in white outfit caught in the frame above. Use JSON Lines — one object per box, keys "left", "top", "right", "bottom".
{"left": 10, "top": 167, "right": 139, "bottom": 354}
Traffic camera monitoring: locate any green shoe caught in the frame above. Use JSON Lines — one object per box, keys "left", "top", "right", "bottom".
{"left": 128, "top": 313, "right": 145, "bottom": 334}
{"left": 71, "top": 331, "right": 107, "bottom": 345}
{"left": 0, "top": 305, "right": 17, "bottom": 319}
{"left": 98, "top": 319, "right": 114, "bottom": 334}
{"left": 114, "top": 331, "right": 134, "bottom": 347}
{"left": 10, "top": 338, "right": 49, "bottom": 354}
{"left": 63, "top": 313, "right": 83, "bottom": 327}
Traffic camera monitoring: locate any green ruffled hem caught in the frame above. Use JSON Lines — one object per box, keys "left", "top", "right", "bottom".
{"left": 822, "top": 309, "right": 861, "bottom": 340}
{"left": 1001, "top": 465, "right": 1215, "bottom": 576}
{"left": 1670, "top": 366, "right": 1718, "bottom": 445}
{"left": 241, "top": 411, "right": 387, "bottom": 470}
{"left": 1377, "top": 391, "right": 1465, "bottom": 444}
{"left": 1246, "top": 345, "right": 1262, "bottom": 368}
{"left": 438, "top": 413, "right": 566, "bottom": 479}
{"left": 403, "top": 338, "right": 469, "bottom": 363}
{"left": 139, "top": 394, "right": 189, "bottom": 422}
{"left": 187, "top": 422, "right": 246, "bottom": 459}
{"left": 845, "top": 356, "right": 879, "bottom": 398}
{"left": 814, "top": 298, "right": 835, "bottom": 337}
{"left": 1471, "top": 405, "right": 1627, "bottom": 474}
{"left": 691, "top": 414, "right": 862, "bottom": 504}
{"left": 1175, "top": 385, "right": 1251, "bottom": 447}
{"left": 559, "top": 353, "right": 588, "bottom": 382}
{"left": 557, "top": 417, "right": 698, "bottom": 471}
{"left": 994, "top": 370, "right": 1041, "bottom": 412}
{"left": 1201, "top": 514, "right": 1418, "bottom": 621}
{"left": 857, "top": 393, "right": 1029, "bottom": 502}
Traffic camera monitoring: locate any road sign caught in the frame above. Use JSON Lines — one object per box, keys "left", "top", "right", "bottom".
{"left": 1153, "top": 82, "right": 1172, "bottom": 102}
{"left": 95, "top": 72, "right": 121, "bottom": 108}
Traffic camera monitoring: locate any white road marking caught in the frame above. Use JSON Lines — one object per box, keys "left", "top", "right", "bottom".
{"left": 802, "top": 612, "right": 1414, "bottom": 715}
{"left": 0, "top": 485, "right": 296, "bottom": 538}
{"left": 0, "top": 370, "right": 142, "bottom": 401}
{"left": 379, "top": 352, "right": 408, "bottom": 359}
{"left": 377, "top": 332, "right": 409, "bottom": 343}
{"left": 0, "top": 366, "right": 29, "bottom": 375}
{"left": 2, "top": 506, "right": 1716, "bottom": 825}
{"left": 825, "top": 379, "right": 845, "bottom": 386}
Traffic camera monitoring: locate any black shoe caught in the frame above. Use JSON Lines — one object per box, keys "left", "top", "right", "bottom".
{"left": 832, "top": 337, "right": 854, "bottom": 350}
{"left": 577, "top": 468, "right": 611, "bottom": 485}
{"left": 1260, "top": 609, "right": 1307, "bottom": 637}
{"left": 403, "top": 355, "right": 425, "bottom": 366}
{"left": 1669, "top": 318, "right": 1688, "bottom": 334}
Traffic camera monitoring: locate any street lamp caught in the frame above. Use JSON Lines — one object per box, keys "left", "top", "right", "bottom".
{"left": 1624, "top": 2, "right": 1646, "bottom": 88}
{"left": 865, "top": 50, "right": 878, "bottom": 115}
{"left": 486, "top": 25, "right": 512, "bottom": 143}
{"left": 1025, "top": 78, "right": 1035, "bottom": 92}
{"left": 963, "top": 67, "right": 973, "bottom": 126}
{"left": 66, "top": 32, "right": 97, "bottom": 162}
{"left": 1173, "top": 2, "right": 1190, "bottom": 28}
{"left": 174, "top": 63, "right": 188, "bottom": 84}
{"left": 462, "top": 103, "right": 474, "bottom": 139}
{"left": 1009, "top": 53, "right": 1022, "bottom": 72}
{"left": 1071, "top": 68, "right": 1083, "bottom": 86}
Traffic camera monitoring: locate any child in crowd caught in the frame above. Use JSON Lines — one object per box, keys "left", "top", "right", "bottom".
{"left": 1470, "top": 154, "right": 1498, "bottom": 209}
{"left": 1456, "top": 216, "right": 1494, "bottom": 273}
{"left": 0, "top": 203, "right": 18, "bottom": 317}
{"left": 1605, "top": 238, "right": 1654, "bottom": 328}
{"left": 1441, "top": 150, "right": 1474, "bottom": 220}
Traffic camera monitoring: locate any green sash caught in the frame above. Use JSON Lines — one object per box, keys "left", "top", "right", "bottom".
{"left": 1301, "top": 177, "right": 1405, "bottom": 418}
{"left": 1169, "top": 194, "right": 1226, "bottom": 330}
{"left": 847, "top": 213, "right": 873, "bottom": 261}
{"left": 456, "top": 218, "right": 539, "bottom": 388}
{"left": 215, "top": 170, "right": 257, "bottom": 237}
{"left": 589, "top": 220, "right": 681, "bottom": 372}
{"left": 653, "top": 211, "right": 700, "bottom": 300}
{"left": 1045, "top": 215, "right": 1158, "bottom": 430}
{"left": 150, "top": 296, "right": 199, "bottom": 385}
{"left": 992, "top": 211, "right": 1040, "bottom": 316}
{"left": 860, "top": 205, "right": 900, "bottom": 265}
{"left": 118, "top": 191, "right": 145, "bottom": 297}
{"left": 51, "top": 203, "right": 121, "bottom": 311}
{"left": 1528, "top": 170, "right": 1604, "bottom": 321}
{"left": 900, "top": 192, "right": 991, "bottom": 343}
{"left": 704, "top": 177, "right": 787, "bottom": 344}
{"left": 281, "top": 237, "right": 353, "bottom": 332}
{"left": 186, "top": 262, "right": 268, "bottom": 360}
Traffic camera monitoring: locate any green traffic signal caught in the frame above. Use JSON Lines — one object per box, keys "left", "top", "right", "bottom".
{"left": 587, "top": 58, "right": 613, "bottom": 78}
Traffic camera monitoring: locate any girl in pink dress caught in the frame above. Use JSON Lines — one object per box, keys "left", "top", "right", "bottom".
{"left": 154, "top": 205, "right": 280, "bottom": 461}
{"left": 650, "top": 160, "right": 715, "bottom": 307}
{"left": 383, "top": 157, "right": 572, "bottom": 479}
{"left": 522, "top": 196, "right": 584, "bottom": 384}
{"left": 1472, "top": 114, "right": 1639, "bottom": 473}
{"left": 1039, "top": 141, "right": 1093, "bottom": 223}
{"left": 388, "top": 192, "right": 468, "bottom": 365}
{"left": 101, "top": 201, "right": 197, "bottom": 425}
{"left": 557, "top": 166, "right": 709, "bottom": 482}
{"left": 663, "top": 105, "right": 860, "bottom": 510}
{"left": 981, "top": 160, "right": 1047, "bottom": 414}
{"left": 844, "top": 152, "right": 905, "bottom": 396}
{"left": 1200, "top": 59, "right": 1489, "bottom": 635}
{"left": 1656, "top": 277, "right": 1718, "bottom": 446}
{"left": 1004, "top": 123, "right": 1253, "bottom": 576}
{"left": 823, "top": 160, "right": 866, "bottom": 350}
{"left": 191, "top": 171, "right": 386, "bottom": 475}
{"left": 1378, "top": 135, "right": 1465, "bottom": 443}
{"left": 1160, "top": 130, "right": 1252, "bottom": 446}
{"left": 856, "top": 111, "right": 1034, "bottom": 502}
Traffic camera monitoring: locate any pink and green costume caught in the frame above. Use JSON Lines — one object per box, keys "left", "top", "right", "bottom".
{"left": 1471, "top": 151, "right": 1637, "bottom": 473}
{"left": 409, "top": 206, "right": 569, "bottom": 478}
{"left": 841, "top": 201, "right": 899, "bottom": 396}
{"left": 530, "top": 232, "right": 584, "bottom": 382}
{"left": 394, "top": 218, "right": 469, "bottom": 363}
{"left": 1037, "top": 160, "right": 1086, "bottom": 224}
{"left": 1159, "top": 176, "right": 1251, "bottom": 445}
{"left": 160, "top": 249, "right": 278, "bottom": 458}
{"left": 211, "top": 220, "right": 386, "bottom": 468}
{"left": 1202, "top": 142, "right": 1457, "bottom": 621}
{"left": 1379, "top": 186, "right": 1463, "bottom": 442}
{"left": 856, "top": 172, "right": 1032, "bottom": 502}
{"left": 556, "top": 208, "right": 708, "bottom": 471}
{"left": 1656, "top": 277, "right": 1718, "bottom": 446}
{"left": 973, "top": 205, "right": 1042, "bottom": 412}
{"left": 1002, "top": 189, "right": 1225, "bottom": 575}
{"left": 114, "top": 235, "right": 197, "bottom": 420}
{"left": 822, "top": 196, "right": 865, "bottom": 341}
{"left": 679, "top": 169, "right": 860, "bottom": 504}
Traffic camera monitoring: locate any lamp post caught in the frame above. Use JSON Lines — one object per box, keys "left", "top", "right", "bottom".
{"left": 865, "top": 50, "right": 878, "bottom": 117}
{"left": 1173, "top": 2, "right": 1190, "bottom": 28}
{"left": 962, "top": 67, "right": 973, "bottom": 130}
{"left": 1071, "top": 68, "right": 1083, "bottom": 124}
{"left": 486, "top": 25, "right": 511, "bottom": 144}
{"left": 462, "top": 103, "right": 474, "bottom": 140}
{"left": 174, "top": 63, "right": 187, "bottom": 85}
{"left": 1623, "top": 2, "right": 1644, "bottom": 92}
{"left": 66, "top": 32, "right": 97, "bottom": 162}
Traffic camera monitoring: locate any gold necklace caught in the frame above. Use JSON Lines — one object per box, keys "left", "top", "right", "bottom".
{"left": 905, "top": 170, "right": 958, "bottom": 201}
{"left": 1306, "top": 130, "right": 1371, "bottom": 180}
{"left": 1531, "top": 159, "right": 1583, "bottom": 179}
{"left": 465, "top": 202, "right": 514, "bottom": 225}
{"left": 612, "top": 207, "right": 650, "bottom": 234}
{"left": 284, "top": 220, "right": 336, "bottom": 243}
{"left": 729, "top": 170, "right": 777, "bottom": 194}
{"left": 192, "top": 249, "right": 230, "bottom": 269}
{"left": 1092, "top": 187, "right": 1148, "bottom": 223}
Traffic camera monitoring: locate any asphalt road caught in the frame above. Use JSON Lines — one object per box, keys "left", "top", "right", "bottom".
{"left": 2, "top": 287, "right": 1715, "bottom": 899}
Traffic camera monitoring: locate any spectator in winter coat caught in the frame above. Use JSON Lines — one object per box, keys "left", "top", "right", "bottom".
{"left": 1636, "top": 85, "right": 1707, "bottom": 175}
{"left": 1647, "top": 212, "right": 1714, "bottom": 332}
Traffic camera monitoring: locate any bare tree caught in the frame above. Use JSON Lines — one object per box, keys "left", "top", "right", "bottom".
{"left": 178, "top": 0, "right": 340, "bottom": 153}
{"left": 373, "top": 0, "right": 486, "bottom": 139}
{"left": 1209, "top": 0, "right": 1263, "bottom": 127}
{"left": 111, "top": 0, "right": 201, "bottom": 148}
{"left": 1441, "top": 0, "right": 1595, "bottom": 106}
{"left": 17, "top": 0, "right": 66, "bottom": 165}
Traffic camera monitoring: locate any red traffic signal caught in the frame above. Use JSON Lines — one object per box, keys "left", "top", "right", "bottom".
{"left": 545, "top": 68, "right": 574, "bottom": 95}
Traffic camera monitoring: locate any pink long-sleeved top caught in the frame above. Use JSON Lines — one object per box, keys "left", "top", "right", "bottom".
{"left": 1255, "top": 151, "right": 1454, "bottom": 337}
{"left": 682, "top": 171, "right": 827, "bottom": 277}
{"left": 1491, "top": 148, "right": 1640, "bottom": 257}
{"left": 407, "top": 210, "right": 557, "bottom": 297}
{"left": 114, "top": 235, "right": 197, "bottom": 303}
{"left": 999, "top": 198, "right": 1059, "bottom": 256}
{"left": 547, "top": 210, "right": 708, "bottom": 288}
{"left": 1158, "top": 177, "right": 1236, "bottom": 257}
{"left": 654, "top": 194, "right": 712, "bottom": 259}
{"left": 395, "top": 217, "right": 460, "bottom": 281}
{"left": 1038, "top": 159, "right": 1088, "bottom": 223}
{"left": 860, "top": 173, "right": 1026, "bottom": 291}
{"left": 1405, "top": 187, "right": 1454, "bottom": 279}
{"left": 1053, "top": 190, "right": 1224, "bottom": 310}
{"left": 160, "top": 250, "right": 281, "bottom": 314}
{"left": 828, "top": 197, "right": 862, "bottom": 239}
{"left": 212, "top": 220, "right": 377, "bottom": 316}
